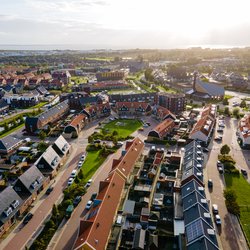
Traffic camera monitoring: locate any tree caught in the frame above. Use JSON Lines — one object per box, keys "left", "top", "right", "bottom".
{"left": 78, "top": 169, "right": 84, "bottom": 179}
{"left": 232, "top": 108, "right": 240, "bottom": 118}
{"left": 240, "top": 99, "right": 247, "bottom": 108}
{"left": 39, "top": 131, "right": 47, "bottom": 141}
{"left": 74, "top": 176, "right": 80, "bottom": 184}
{"left": 144, "top": 68, "right": 154, "bottom": 82}
{"left": 3, "top": 122, "right": 8, "bottom": 131}
{"left": 224, "top": 107, "right": 230, "bottom": 116}
{"left": 220, "top": 144, "right": 230, "bottom": 155}
{"left": 52, "top": 204, "right": 59, "bottom": 217}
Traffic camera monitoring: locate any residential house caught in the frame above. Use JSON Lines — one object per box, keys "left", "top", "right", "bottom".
{"left": 35, "top": 146, "right": 61, "bottom": 178}
{"left": 52, "top": 70, "right": 71, "bottom": 84}
{"left": 96, "top": 71, "right": 125, "bottom": 81}
{"left": 189, "top": 105, "right": 216, "bottom": 145}
{"left": 109, "top": 93, "right": 157, "bottom": 104}
{"left": 13, "top": 166, "right": 48, "bottom": 205}
{"left": 83, "top": 103, "right": 111, "bottom": 120}
{"left": 148, "top": 118, "right": 175, "bottom": 140}
{"left": 25, "top": 100, "right": 69, "bottom": 133}
{"left": 52, "top": 135, "right": 70, "bottom": 157}
{"left": 64, "top": 114, "right": 88, "bottom": 138}
{"left": 36, "top": 86, "right": 48, "bottom": 96}
{"left": 238, "top": 114, "right": 250, "bottom": 147}
{"left": 114, "top": 102, "right": 152, "bottom": 117}
{"left": 0, "top": 135, "right": 23, "bottom": 155}
{"left": 73, "top": 138, "right": 144, "bottom": 250}
{"left": 152, "top": 105, "right": 176, "bottom": 121}
{"left": 0, "top": 187, "right": 24, "bottom": 238}
{"left": 0, "top": 99, "right": 9, "bottom": 114}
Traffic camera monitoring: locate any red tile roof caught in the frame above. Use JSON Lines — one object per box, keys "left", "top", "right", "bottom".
{"left": 152, "top": 118, "right": 175, "bottom": 138}
{"left": 70, "top": 114, "right": 87, "bottom": 127}
{"left": 74, "top": 137, "right": 144, "bottom": 250}
{"left": 116, "top": 102, "right": 150, "bottom": 110}
{"left": 154, "top": 106, "right": 176, "bottom": 120}
{"left": 239, "top": 114, "right": 250, "bottom": 138}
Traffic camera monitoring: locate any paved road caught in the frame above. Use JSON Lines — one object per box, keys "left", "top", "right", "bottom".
{"left": 1, "top": 120, "right": 101, "bottom": 250}
{"left": 205, "top": 116, "right": 249, "bottom": 250}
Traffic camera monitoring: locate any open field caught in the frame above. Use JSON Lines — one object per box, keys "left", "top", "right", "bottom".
{"left": 225, "top": 173, "right": 250, "bottom": 244}
{"left": 103, "top": 119, "right": 142, "bottom": 139}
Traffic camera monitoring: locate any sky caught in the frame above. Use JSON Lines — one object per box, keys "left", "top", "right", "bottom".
{"left": 1, "top": 0, "right": 250, "bottom": 49}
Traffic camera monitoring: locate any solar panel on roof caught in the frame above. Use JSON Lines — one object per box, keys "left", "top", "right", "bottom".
{"left": 186, "top": 219, "right": 204, "bottom": 243}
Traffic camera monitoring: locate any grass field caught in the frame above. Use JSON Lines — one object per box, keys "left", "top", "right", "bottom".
{"left": 27, "top": 102, "right": 48, "bottom": 109}
{"left": 225, "top": 173, "right": 250, "bottom": 244}
{"left": 102, "top": 119, "right": 142, "bottom": 139}
{"left": 81, "top": 150, "right": 106, "bottom": 181}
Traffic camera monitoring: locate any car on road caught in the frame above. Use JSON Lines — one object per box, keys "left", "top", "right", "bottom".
{"left": 78, "top": 161, "right": 83, "bottom": 168}
{"left": 218, "top": 167, "right": 224, "bottom": 174}
{"left": 85, "top": 200, "right": 93, "bottom": 210}
{"left": 217, "top": 128, "right": 224, "bottom": 133}
{"left": 85, "top": 179, "right": 92, "bottom": 188}
{"left": 203, "top": 148, "right": 209, "bottom": 153}
{"left": 23, "top": 213, "right": 33, "bottom": 225}
{"left": 208, "top": 179, "right": 213, "bottom": 188}
{"left": 73, "top": 196, "right": 82, "bottom": 207}
{"left": 212, "top": 204, "right": 219, "bottom": 214}
{"left": 45, "top": 186, "right": 54, "bottom": 195}
{"left": 68, "top": 177, "right": 74, "bottom": 186}
{"left": 214, "top": 136, "right": 222, "bottom": 142}
{"left": 80, "top": 154, "right": 86, "bottom": 162}
{"left": 138, "top": 127, "right": 144, "bottom": 131}
{"left": 146, "top": 122, "right": 151, "bottom": 126}
{"left": 241, "top": 169, "right": 248, "bottom": 176}
{"left": 90, "top": 192, "right": 97, "bottom": 201}
{"left": 70, "top": 169, "right": 77, "bottom": 178}
{"left": 117, "top": 141, "right": 124, "bottom": 146}
{"left": 217, "top": 161, "right": 223, "bottom": 167}
{"left": 94, "top": 139, "right": 101, "bottom": 144}
{"left": 215, "top": 214, "right": 222, "bottom": 225}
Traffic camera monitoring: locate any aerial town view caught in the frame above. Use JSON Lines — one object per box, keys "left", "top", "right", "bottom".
{"left": 1, "top": 1, "right": 250, "bottom": 250}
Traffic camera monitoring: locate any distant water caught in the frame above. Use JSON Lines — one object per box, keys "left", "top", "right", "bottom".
{"left": 0, "top": 44, "right": 248, "bottom": 51}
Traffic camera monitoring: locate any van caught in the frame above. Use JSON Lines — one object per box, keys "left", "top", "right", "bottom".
{"left": 70, "top": 170, "right": 77, "bottom": 178}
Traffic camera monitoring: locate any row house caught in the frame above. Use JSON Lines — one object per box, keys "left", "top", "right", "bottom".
{"left": 151, "top": 105, "right": 176, "bottom": 121}
{"left": 238, "top": 114, "right": 250, "bottom": 148}
{"left": 52, "top": 70, "right": 71, "bottom": 84}
{"left": 25, "top": 100, "right": 69, "bottom": 133}
{"left": 109, "top": 93, "right": 157, "bottom": 104}
{"left": 114, "top": 102, "right": 152, "bottom": 117}
{"left": 189, "top": 105, "right": 217, "bottom": 146}
{"left": 64, "top": 114, "right": 88, "bottom": 138}
{"left": 148, "top": 118, "right": 175, "bottom": 140}
{"left": 0, "top": 135, "right": 23, "bottom": 155}
{"left": 74, "top": 138, "right": 144, "bottom": 250}
{"left": 82, "top": 103, "right": 111, "bottom": 120}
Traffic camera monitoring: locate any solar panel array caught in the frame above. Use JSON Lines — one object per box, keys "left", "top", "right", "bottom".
{"left": 186, "top": 219, "right": 204, "bottom": 243}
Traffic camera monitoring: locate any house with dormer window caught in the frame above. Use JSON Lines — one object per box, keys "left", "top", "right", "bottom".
{"left": 114, "top": 102, "right": 151, "bottom": 117}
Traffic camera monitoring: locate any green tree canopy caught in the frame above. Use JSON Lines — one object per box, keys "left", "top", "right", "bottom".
{"left": 220, "top": 144, "right": 231, "bottom": 155}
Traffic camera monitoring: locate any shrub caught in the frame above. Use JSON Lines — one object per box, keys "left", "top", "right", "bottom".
{"left": 224, "top": 189, "right": 240, "bottom": 216}
{"left": 220, "top": 144, "right": 230, "bottom": 155}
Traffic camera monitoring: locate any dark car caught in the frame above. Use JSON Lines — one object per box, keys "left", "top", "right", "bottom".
{"left": 208, "top": 179, "right": 213, "bottom": 188}
{"left": 214, "top": 136, "right": 222, "bottom": 142}
{"left": 46, "top": 186, "right": 54, "bottom": 195}
{"left": 203, "top": 148, "right": 209, "bottom": 153}
{"left": 93, "top": 139, "right": 101, "bottom": 144}
{"left": 73, "top": 196, "right": 82, "bottom": 207}
{"left": 241, "top": 169, "right": 248, "bottom": 176}
{"left": 90, "top": 192, "right": 97, "bottom": 201}
{"left": 23, "top": 213, "right": 33, "bottom": 225}
{"left": 218, "top": 167, "right": 224, "bottom": 174}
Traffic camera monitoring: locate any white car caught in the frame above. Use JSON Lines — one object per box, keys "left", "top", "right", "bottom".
{"left": 80, "top": 154, "right": 86, "bottom": 161}
{"left": 85, "top": 200, "right": 93, "bottom": 210}
{"left": 78, "top": 161, "right": 83, "bottom": 168}
{"left": 212, "top": 204, "right": 218, "bottom": 214}
{"left": 68, "top": 178, "right": 74, "bottom": 186}
{"left": 85, "top": 179, "right": 92, "bottom": 188}
{"left": 70, "top": 169, "right": 77, "bottom": 178}
{"left": 215, "top": 214, "right": 222, "bottom": 225}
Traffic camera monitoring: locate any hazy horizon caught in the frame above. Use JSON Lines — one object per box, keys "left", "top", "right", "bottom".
{"left": 1, "top": 0, "right": 250, "bottom": 50}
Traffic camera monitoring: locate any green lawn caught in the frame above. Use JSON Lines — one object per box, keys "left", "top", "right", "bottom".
{"left": 102, "top": 119, "right": 142, "bottom": 139}
{"left": 225, "top": 173, "right": 250, "bottom": 243}
{"left": 27, "top": 102, "right": 48, "bottom": 109}
{"left": 81, "top": 150, "right": 106, "bottom": 181}
{"left": 0, "top": 123, "right": 24, "bottom": 138}
{"left": 224, "top": 95, "right": 234, "bottom": 99}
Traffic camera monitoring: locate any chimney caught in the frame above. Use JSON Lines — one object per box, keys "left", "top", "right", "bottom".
{"left": 193, "top": 71, "right": 198, "bottom": 91}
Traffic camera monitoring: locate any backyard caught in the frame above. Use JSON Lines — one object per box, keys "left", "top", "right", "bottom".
{"left": 102, "top": 119, "right": 142, "bottom": 139}
{"left": 225, "top": 173, "right": 250, "bottom": 244}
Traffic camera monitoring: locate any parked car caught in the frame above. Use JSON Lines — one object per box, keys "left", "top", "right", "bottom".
{"left": 70, "top": 169, "right": 77, "bottom": 178}
{"left": 68, "top": 177, "right": 74, "bottom": 186}
{"left": 215, "top": 214, "right": 222, "bottom": 225}
{"left": 208, "top": 179, "right": 213, "bottom": 188}
{"left": 78, "top": 161, "right": 83, "bottom": 168}
{"left": 217, "top": 161, "right": 223, "bottom": 167}
{"left": 80, "top": 154, "right": 86, "bottom": 162}
{"left": 90, "top": 192, "right": 97, "bottom": 201}
{"left": 85, "top": 200, "right": 93, "bottom": 210}
{"left": 203, "top": 148, "right": 209, "bottom": 153}
{"left": 212, "top": 204, "right": 219, "bottom": 214}
{"left": 138, "top": 127, "right": 144, "bottom": 131}
{"left": 117, "top": 141, "right": 124, "bottom": 146}
{"left": 45, "top": 186, "right": 54, "bottom": 195}
{"left": 214, "top": 136, "right": 222, "bottom": 142}
{"left": 85, "top": 179, "right": 92, "bottom": 188}
{"left": 218, "top": 167, "right": 224, "bottom": 174}
{"left": 241, "top": 169, "right": 248, "bottom": 176}
{"left": 65, "top": 204, "right": 74, "bottom": 218}
{"left": 23, "top": 213, "right": 33, "bottom": 225}
{"left": 94, "top": 139, "right": 101, "bottom": 144}
{"left": 73, "top": 196, "right": 82, "bottom": 207}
